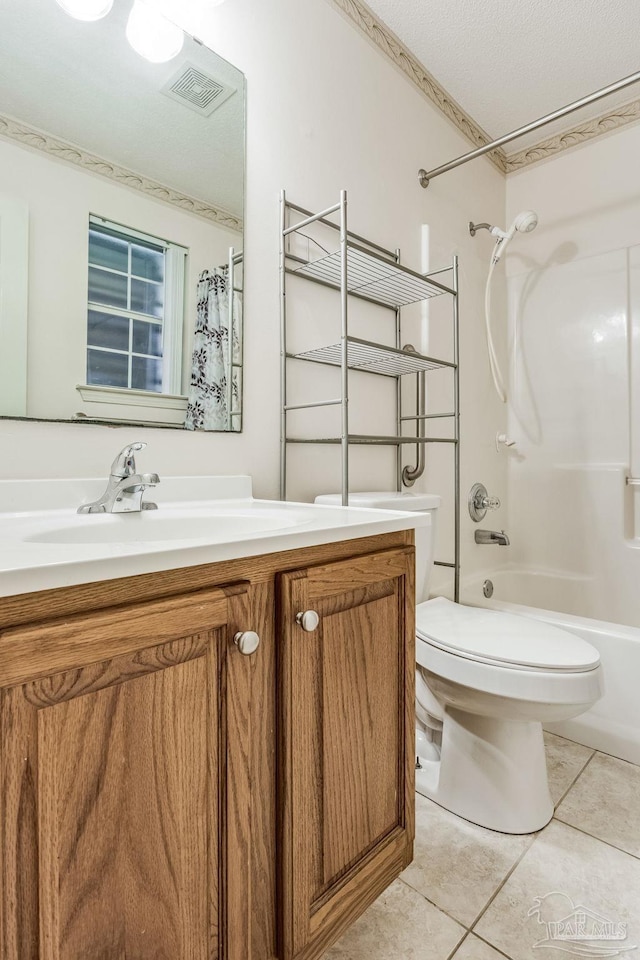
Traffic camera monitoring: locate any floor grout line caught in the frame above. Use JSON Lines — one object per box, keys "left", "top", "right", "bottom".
{"left": 551, "top": 739, "right": 639, "bottom": 771}
{"left": 472, "top": 930, "right": 516, "bottom": 959}
{"left": 552, "top": 748, "right": 597, "bottom": 808}
{"left": 397, "top": 877, "right": 471, "bottom": 931}
{"left": 551, "top": 815, "right": 640, "bottom": 862}
{"left": 591, "top": 748, "right": 640, "bottom": 769}
{"left": 445, "top": 929, "right": 470, "bottom": 960}
{"left": 467, "top": 830, "right": 540, "bottom": 932}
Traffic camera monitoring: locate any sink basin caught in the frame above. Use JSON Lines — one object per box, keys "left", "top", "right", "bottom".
{"left": 0, "top": 474, "right": 426, "bottom": 598}
{"left": 24, "top": 507, "right": 307, "bottom": 545}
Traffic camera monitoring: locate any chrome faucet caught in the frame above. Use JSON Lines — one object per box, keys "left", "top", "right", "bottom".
{"left": 77, "top": 442, "right": 160, "bottom": 514}
{"left": 475, "top": 529, "right": 510, "bottom": 546}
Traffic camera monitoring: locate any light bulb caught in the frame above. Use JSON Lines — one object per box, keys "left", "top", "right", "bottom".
{"left": 55, "top": 0, "right": 114, "bottom": 20}
{"left": 126, "top": 0, "right": 184, "bottom": 63}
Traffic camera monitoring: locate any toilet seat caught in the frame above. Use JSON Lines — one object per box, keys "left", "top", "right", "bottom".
{"left": 416, "top": 597, "right": 600, "bottom": 672}
{"left": 416, "top": 597, "right": 603, "bottom": 708}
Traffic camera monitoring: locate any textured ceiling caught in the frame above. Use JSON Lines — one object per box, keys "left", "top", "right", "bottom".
{"left": 0, "top": 0, "right": 244, "bottom": 216}
{"left": 362, "top": 0, "right": 640, "bottom": 153}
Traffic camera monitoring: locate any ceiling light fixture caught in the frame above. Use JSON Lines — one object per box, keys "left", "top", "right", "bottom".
{"left": 126, "top": 0, "right": 185, "bottom": 64}
{"left": 55, "top": 0, "right": 114, "bottom": 21}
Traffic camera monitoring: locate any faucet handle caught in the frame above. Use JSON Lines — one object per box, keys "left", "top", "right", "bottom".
{"left": 468, "top": 482, "right": 500, "bottom": 522}
{"left": 110, "top": 442, "right": 146, "bottom": 478}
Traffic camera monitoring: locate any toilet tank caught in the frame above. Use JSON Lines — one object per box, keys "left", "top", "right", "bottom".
{"left": 314, "top": 491, "right": 441, "bottom": 603}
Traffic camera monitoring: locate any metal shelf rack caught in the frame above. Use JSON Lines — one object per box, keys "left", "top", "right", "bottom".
{"left": 279, "top": 189, "right": 460, "bottom": 600}
{"left": 289, "top": 242, "right": 453, "bottom": 306}
{"left": 290, "top": 336, "right": 453, "bottom": 378}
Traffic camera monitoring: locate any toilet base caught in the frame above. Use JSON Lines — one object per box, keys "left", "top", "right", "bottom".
{"left": 416, "top": 705, "right": 554, "bottom": 834}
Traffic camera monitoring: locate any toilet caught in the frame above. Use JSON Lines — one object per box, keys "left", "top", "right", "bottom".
{"left": 315, "top": 491, "right": 603, "bottom": 834}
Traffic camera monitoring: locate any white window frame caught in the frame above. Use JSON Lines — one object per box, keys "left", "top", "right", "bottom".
{"left": 84, "top": 215, "right": 187, "bottom": 397}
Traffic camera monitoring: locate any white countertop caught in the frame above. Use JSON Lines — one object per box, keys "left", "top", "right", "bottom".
{"left": 0, "top": 476, "right": 426, "bottom": 597}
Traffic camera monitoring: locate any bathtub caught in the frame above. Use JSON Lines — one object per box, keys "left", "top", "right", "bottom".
{"left": 462, "top": 569, "right": 640, "bottom": 766}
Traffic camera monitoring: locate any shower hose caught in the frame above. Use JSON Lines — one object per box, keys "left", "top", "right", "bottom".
{"left": 484, "top": 256, "right": 507, "bottom": 403}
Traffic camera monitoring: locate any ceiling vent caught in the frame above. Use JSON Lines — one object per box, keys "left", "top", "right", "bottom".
{"left": 161, "top": 63, "right": 236, "bottom": 117}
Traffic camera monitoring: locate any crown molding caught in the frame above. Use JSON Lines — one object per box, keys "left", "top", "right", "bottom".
{"left": 327, "top": 0, "right": 508, "bottom": 174}
{"left": 504, "top": 97, "right": 640, "bottom": 171}
{"left": 0, "top": 112, "right": 242, "bottom": 233}
{"left": 327, "top": 0, "right": 640, "bottom": 179}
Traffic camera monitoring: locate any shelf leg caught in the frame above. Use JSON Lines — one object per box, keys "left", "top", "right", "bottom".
{"left": 340, "top": 190, "right": 349, "bottom": 506}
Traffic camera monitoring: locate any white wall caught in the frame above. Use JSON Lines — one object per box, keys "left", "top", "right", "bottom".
{"left": 506, "top": 125, "right": 640, "bottom": 627}
{"left": 0, "top": 137, "right": 237, "bottom": 420}
{"left": 0, "top": 0, "right": 507, "bottom": 592}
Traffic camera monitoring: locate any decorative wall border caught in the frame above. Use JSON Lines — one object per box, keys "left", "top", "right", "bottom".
{"left": 0, "top": 112, "right": 243, "bottom": 233}
{"left": 327, "top": 0, "right": 508, "bottom": 174}
{"left": 327, "top": 0, "right": 640, "bottom": 175}
{"left": 504, "top": 97, "right": 640, "bottom": 171}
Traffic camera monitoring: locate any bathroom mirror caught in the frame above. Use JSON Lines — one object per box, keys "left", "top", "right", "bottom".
{"left": 0, "top": 0, "right": 245, "bottom": 431}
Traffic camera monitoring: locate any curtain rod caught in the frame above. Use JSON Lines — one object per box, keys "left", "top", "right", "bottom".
{"left": 418, "top": 69, "right": 640, "bottom": 188}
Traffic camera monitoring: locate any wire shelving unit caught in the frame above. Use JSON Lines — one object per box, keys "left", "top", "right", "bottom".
{"left": 279, "top": 189, "right": 461, "bottom": 600}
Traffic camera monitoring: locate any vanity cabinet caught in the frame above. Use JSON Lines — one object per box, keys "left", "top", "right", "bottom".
{"left": 0, "top": 582, "right": 257, "bottom": 960}
{"left": 0, "top": 532, "right": 414, "bottom": 960}
{"left": 279, "top": 548, "right": 415, "bottom": 960}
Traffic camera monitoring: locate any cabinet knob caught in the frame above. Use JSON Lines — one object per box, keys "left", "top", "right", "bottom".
{"left": 296, "top": 610, "right": 320, "bottom": 632}
{"left": 233, "top": 631, "right": 260, "bottom": 655}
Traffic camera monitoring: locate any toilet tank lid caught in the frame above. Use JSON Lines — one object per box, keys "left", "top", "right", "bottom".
{"left": 314, "top": 491, "right": 441, "bottom": 511}
{"left": 416, "top": 597, "right": 601, "bottom": 672}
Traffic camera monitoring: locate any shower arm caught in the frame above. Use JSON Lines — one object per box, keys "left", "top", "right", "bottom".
{"left": 468, "top": 222, "right": 493, "bottom": 237}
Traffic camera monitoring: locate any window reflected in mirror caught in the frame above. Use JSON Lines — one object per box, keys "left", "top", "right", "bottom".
{"left": 86, "top": 218, "right": 186, "bottom": 399}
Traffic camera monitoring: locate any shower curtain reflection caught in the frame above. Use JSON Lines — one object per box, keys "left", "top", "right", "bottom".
{"left": 185, "top": 258, "right": 242, "bottom": 431}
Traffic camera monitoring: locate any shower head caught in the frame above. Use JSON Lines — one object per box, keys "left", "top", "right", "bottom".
{"left": 469, "top": 210, "right": 539, "bottom": 241}
{"left": 512, "top": 210, "right": 538, "bottom": 234}
{"left": 469, "top": 210, "right": 539, "bottom": 263}
{"left": 490, "top": 209, "right": 539, "bottom": 262}
{"left": 489, "top": 210, "right": 539, "bottom": 241}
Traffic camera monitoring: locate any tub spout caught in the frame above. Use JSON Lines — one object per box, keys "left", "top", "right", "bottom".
{"left": 475, "top": 529, "right": 510, "bottom": 546}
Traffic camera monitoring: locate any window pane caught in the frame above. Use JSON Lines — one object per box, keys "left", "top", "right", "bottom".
{"left": 132, "top": 356, "right": 163, "bottom": 393}
{"left": 89, "top": 229, "right": 128, "bottom": 273}
{"left": 132, "top": 244, "right": 164, "bottom": 283}
{"left": 131, "top": 278, "right": 163, "bottom": 318}
{"left": 88, "top": 310, "right": 130, "bottom": 351}
{"left": 89, "top": 266, "right": 128, "bottom": 309}
{"left": 132, "top": 320, "right": 162, "bottom": 357}
{"left": 87, "top": 349, "right": 129, "bottom": 388}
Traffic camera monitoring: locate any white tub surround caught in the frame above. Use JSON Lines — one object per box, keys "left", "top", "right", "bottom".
{"left": 0, "top": 475, "right": 426, "bottom": 597}
{"left": 506, "top": 127, "right": 640, "bottom": 631}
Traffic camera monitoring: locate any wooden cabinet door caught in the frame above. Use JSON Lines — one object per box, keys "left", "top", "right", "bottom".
{"left": 278, "top": 547, "right": 415, "bottom": 960}
{"left": 0, "top": 582, "right": 259, "bottom": 960}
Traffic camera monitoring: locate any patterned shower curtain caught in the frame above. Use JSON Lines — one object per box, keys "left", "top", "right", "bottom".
{"left": 185, "top": 267, "right": 241, "bottom": 431}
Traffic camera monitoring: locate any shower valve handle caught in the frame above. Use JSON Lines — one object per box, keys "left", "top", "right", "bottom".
{"left": 469, "top": 483, "right": 501, "bottom": 522}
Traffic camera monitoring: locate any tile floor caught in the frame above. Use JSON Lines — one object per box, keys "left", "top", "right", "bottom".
{"left": 323, "top": 733, "right": 640, "bottom": 960}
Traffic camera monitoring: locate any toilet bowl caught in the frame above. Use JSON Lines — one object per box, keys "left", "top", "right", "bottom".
{"left": 415, "top": 597, "right": 602, "bottom": 833}
{"left": 315, "top": 491, "right": 604, "bottom": 834}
